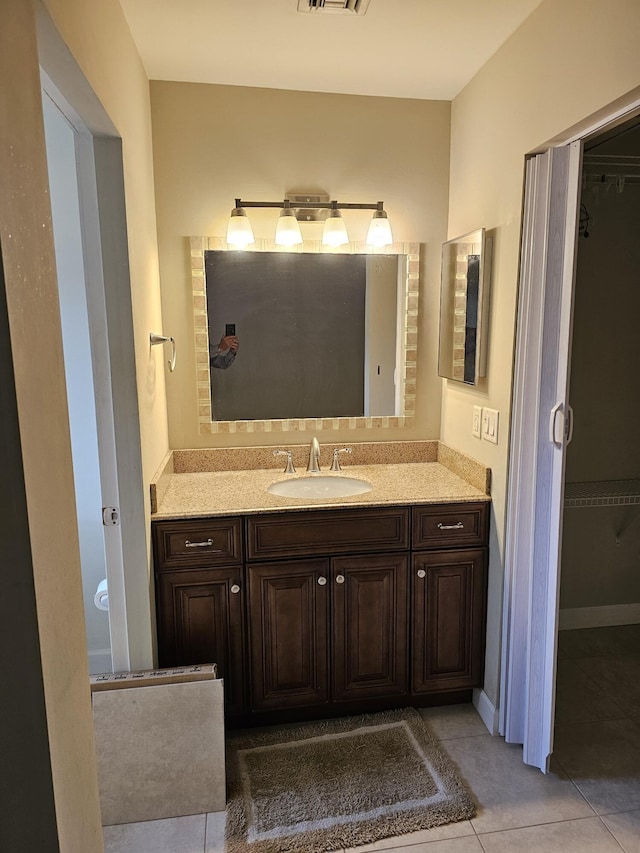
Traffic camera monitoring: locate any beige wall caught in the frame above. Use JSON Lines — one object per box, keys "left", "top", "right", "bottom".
{"left": 0, "top": 1, "right": 103, "bottom": 848}
{"left": 445, "top": 0, "right": 640, "bottom": 706}
{"left": 150, "top": 82, "right": 450, "bottom": 448}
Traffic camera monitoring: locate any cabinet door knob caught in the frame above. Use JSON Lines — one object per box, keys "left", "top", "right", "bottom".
{"left": 317, "top": 576, "right": 327, "bottom": 586}
{"left": 230, "top": 584, "right": 241, "bottom": 594}
{"left": 335, "top": 574, "right": 345, "bottom": 584}
{"left": 416, "top": 569, "right": 426, "bottom": 579}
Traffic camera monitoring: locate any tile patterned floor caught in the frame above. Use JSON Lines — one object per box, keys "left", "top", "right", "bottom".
{"left": 104, "top": 625, "right": 640, "bottom": 853}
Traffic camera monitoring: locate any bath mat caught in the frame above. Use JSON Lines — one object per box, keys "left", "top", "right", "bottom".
{"left": 225, "top": 707, "right": 476, "bottom": 853}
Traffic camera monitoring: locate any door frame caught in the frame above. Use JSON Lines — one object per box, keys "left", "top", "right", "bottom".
{"left": 37, "top": 10, "right": 152, "bottom": 671}
{"left": 501, "top": 94, "right": 640, "bottom": 771}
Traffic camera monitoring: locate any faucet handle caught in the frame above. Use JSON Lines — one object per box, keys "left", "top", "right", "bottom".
{"left": 330, "top": 447, "right": 353, "bottom": 472}
{"left": 273, "top": 449, "right": 296, "bottom": 474}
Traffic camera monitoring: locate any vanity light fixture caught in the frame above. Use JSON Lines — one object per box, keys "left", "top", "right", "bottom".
{"left": 274, "top": 200, "right": 303, "bottom": 246}
{"left": 366, "top": 207, "right": 393, "bottom": 247}
{"left": 226, "top": 204, "right": 255, "bottom": 247}
{"left": 225, "top": 197, "right": 394, "bottom": 248}
{"left": 322, "top": 201, "right": 349, "bottom": 247}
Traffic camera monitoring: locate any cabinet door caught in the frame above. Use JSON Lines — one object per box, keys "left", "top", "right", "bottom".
{"left": 248, "top": 559, "right": 329, "bottom": 712}
{"left": 332, "top": 554, "right": 409, "bottom": 702}
{"left": 156, "top": 567, "right": 245, "bottom": 715}
{"left": 411, "top": 549, "right": 487, "bottom": 693}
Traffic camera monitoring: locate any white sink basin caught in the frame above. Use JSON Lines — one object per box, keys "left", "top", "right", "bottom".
{"left": 267, "top": 475, "right": 372, "bottom": 499}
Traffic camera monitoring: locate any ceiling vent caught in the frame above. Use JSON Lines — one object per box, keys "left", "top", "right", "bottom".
{"left": 297, "top": 0, "right": 371, "bottom": 15}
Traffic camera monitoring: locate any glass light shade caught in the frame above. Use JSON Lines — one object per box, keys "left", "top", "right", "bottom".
{"left": 322, "top": 211, "right": 349, "bottom": 247}
{"left": 366, "top": 210, "right": 393, "bottom": 247}
{"left": 226, "top": 207, "right": 254, "bottom": 247}
{"left": 275, "top": 209, "right": 303, "bottom": 246}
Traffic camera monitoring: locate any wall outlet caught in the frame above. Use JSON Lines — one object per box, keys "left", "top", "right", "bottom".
{"left": 472, "top": 405, "right": 482, "bottom": 438}
{"left": 482, "top": 407, "right": 499, "bottom": 444}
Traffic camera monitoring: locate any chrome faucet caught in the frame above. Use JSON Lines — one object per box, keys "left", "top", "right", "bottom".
{"left": 307, "top": 437, "right": 321, "bottom": 473}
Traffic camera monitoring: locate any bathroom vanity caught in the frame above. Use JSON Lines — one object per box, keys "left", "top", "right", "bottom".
{"left": 151, "top": 443, "right": 490, "bottom": 726}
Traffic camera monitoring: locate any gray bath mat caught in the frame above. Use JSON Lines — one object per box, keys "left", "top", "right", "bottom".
{"left": 225, "top": 707, "right": 476, "bottom": 852}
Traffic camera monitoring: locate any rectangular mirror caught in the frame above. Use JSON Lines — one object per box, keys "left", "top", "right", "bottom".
{"left": 437, "top": 228, "right": 492, "bottom": 385}
{"left": 190, "top": 238, "right": 420, "bottom": 435}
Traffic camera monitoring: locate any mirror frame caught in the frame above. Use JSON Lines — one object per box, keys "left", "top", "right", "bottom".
{"left": 190, "top": 237, "right": 420, "bottom": 435}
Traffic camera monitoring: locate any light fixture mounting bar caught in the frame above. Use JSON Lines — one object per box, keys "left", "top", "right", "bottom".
{"left": 235, "top": 199, "right": 385, "bottom": 211}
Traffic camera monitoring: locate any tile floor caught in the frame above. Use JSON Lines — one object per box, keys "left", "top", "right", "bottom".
{"left": 104, "top": 625, "right": 640, "bottom": 853}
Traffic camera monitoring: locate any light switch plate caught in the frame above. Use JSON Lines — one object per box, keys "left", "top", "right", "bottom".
{"left": 482, "top": 408, "right": 499, "bottom": 444}
{"left": 472, "top": 405, "right": 482, "bottom": 438}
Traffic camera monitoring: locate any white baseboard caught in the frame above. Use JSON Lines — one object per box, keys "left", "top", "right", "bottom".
{"left": 88, "top": 648, "right": 112, "bottom": 675}
{"left": 559, "top": 603, "right": 640, "bottom": 630}
{"left": 473, "top": 688, "right": 499, "bottom": 735}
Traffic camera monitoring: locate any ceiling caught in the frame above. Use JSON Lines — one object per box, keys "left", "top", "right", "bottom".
{"left": 119, "top": 0, "right": 544, "bottom": 101}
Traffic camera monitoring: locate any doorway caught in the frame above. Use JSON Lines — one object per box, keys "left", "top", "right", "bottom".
{"left": 42, "top": 88, "right": 112, "bottom": 673}
{"left": 502, "top": 99, "right": 640, "bottom": 772}
{"left": 36, "top": 14, "right": 152, "bottom": 672}
{"left": 555, "top": 115, "right": 640, "bottom": 725}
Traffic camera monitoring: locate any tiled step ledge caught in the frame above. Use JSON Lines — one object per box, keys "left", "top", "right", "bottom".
{"left": 150, "top": 440, "right": 490, "bottom": 514}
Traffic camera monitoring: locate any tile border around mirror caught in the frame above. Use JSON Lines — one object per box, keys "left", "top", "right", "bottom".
{"left": 190, "top": 237, "right": 420, "bottom": 435}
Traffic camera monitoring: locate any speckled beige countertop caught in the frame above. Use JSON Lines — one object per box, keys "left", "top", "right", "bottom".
{"left": 151, "top": 442, "right": 491, "bottom": 519}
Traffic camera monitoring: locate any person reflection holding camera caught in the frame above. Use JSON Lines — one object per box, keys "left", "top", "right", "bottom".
{"left": 210, "top": 332, "right": 239, "bottom": 370}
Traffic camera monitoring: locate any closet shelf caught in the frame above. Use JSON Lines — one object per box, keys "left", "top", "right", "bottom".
{"left": 564, "top": 479, "right": 640, "bottom": 509}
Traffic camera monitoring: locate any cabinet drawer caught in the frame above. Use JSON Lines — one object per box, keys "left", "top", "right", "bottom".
{"left": 153, "top": 518, "right": 243, "bottom": 569}
{"left": 412, "top": 502, "right": 489, "bottom": 550}
{"left": 246, "top": 507, "right": 409, "bottom": 561}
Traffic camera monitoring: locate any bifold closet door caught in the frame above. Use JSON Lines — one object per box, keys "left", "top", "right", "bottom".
{"left": 501, "top": 143, "right": 581, "bottom": 771}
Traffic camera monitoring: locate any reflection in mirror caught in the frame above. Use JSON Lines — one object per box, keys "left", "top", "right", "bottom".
{"left": 206, "top": 251, "right": 399, "bottom": 421}
{"left": 190, "top": 238, "right": 420, "bottom": 435}
{"left": 437, "top": 228, "right": 492, "bottom": 385}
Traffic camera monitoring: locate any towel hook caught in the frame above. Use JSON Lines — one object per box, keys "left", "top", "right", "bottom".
{"left": 150, "top": 332, "right": 176, "bottom": 372}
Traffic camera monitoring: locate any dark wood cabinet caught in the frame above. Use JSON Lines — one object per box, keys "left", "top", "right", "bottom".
{"left": 411, "top": 549, "right": 487, "bottom": 693}
{"left": 153, "top": 499, "right": 489, "bottom": 723}
{"left": 247, "top": 559, "right": 329, "bottom": 711}
{"left": 332, "top": 553, "right": 408, "bottom": 703}
{"left": 247, "top": 553, "right": 409, "bottom": 712}
{"left": 410, "top": 502, "right": 488, "bottom": 695}
{"left": 245, "top": 506, "right": 409, "bottom": 560}
{"left": 153, "top": 516, "right": 243, "bottom": 569}
{"left": 155, "top": 566, "right": 245, "bottom": 715}
{"left": 412, "top": 502, "right": 488, "bottom": 551}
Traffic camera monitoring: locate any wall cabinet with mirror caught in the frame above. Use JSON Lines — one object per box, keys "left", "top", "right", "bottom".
{"left": 438, "top": 228, "right": 492, "bottom": 385}
{"left": 190, "top": 238, "right": 420, "bottom": 434}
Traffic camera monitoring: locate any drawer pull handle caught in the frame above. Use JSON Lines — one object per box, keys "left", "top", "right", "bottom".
{"left": 417, "top": 569, "right": 426, "bottom": 579}
{"left": 437, "top": 522, "right": 464, "bottom": 531}
{"left": 317, "top": 576, "right": 327, "bottom": 586}
{"left": 184, "top": 538, "right": 215, "bottom": 548}
{"left": 335, "top": 574, "right": 345, "bottom": 584}
{"left": 230, "top": 584, "right": 241, "bottom": 594}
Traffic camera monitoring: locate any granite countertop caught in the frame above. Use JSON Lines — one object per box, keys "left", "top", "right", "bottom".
{"left": 152, "top": 461, "right": 490, "bottom": 520}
